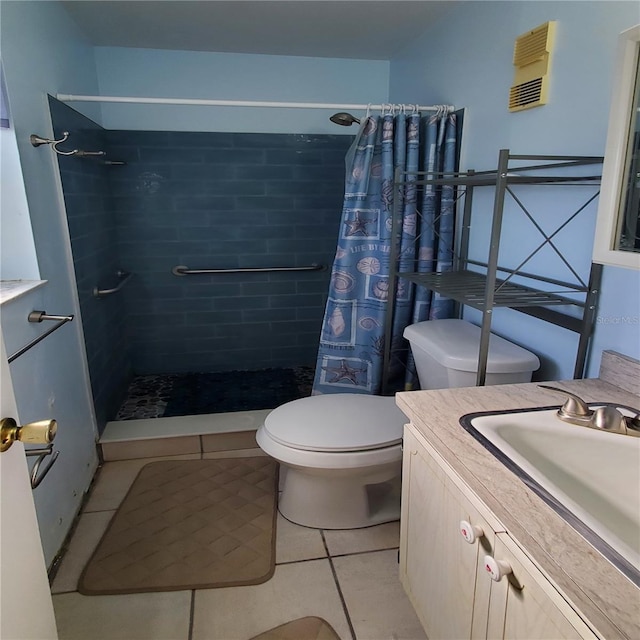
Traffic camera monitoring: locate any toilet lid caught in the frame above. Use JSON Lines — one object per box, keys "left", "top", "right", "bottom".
{"left": 263, "top": 394, "right": 405, "bottom": 453}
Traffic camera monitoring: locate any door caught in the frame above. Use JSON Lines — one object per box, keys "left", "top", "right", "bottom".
{"left": 0, "top": 333, "right": 58, "bottom": 639}
{"left": 486, "top": 534, "right": 593, "bottom": 640}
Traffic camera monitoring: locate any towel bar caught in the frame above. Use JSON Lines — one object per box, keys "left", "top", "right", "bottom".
{"left": 8, "top": 311, "right": 74, "bottom": 363}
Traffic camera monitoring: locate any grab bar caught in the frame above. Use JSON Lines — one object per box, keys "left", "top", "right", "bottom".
{"left": 93, "top": 270, "right": 132, "bottom": 297}
{"left": 172, "top": 264, "right": 326, "bottom": 276}
{"left": 8, "top": 311, "right": 74, "bottom": 364}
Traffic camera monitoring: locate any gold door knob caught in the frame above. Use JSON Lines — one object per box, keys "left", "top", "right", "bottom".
{"left": 0, "top": 418, "right": 57, "bottom": 452}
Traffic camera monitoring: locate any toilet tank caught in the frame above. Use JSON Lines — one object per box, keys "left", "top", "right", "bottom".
{"left": 403, "top": 319, "right": 540, "bottom": 389}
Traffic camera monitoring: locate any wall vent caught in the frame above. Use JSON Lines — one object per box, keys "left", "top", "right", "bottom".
{"left": 509, "top": 21, "right": 556, "bottom": 112}
{"left": 509, "top": 78, "right": 545, "bottom": 111}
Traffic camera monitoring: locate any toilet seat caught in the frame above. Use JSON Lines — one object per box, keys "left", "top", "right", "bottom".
{"left": 263, "top": 394, "right": 405, "bottom": 453}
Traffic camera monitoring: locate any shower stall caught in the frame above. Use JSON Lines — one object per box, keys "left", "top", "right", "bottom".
{"left": 48, "top": 94, "right": 458, "bottom": 432}
{"left": 48, "top": 96, "right": 353, "bottom": 432}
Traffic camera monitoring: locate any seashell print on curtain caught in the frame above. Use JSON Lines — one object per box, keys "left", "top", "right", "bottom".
{"left": 312, "top": 109, "right": 458, "bottom": 396}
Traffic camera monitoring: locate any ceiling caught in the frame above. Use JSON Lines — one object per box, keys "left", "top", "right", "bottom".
{"left": 60, "top": 1, "right": 457, "bottom": 60}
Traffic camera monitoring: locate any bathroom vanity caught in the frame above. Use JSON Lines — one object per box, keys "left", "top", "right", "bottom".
{"left": 396, "top": 351, "right": 640, "bottom": 640}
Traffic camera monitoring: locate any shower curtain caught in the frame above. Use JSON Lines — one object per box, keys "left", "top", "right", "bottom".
{"left": 312, "top": 108, "right": 458, "bottom": 396}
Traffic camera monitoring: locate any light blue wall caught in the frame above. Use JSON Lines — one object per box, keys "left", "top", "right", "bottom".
{"left": 390, "top": 1, "right": 640, "bottom": 380}
{"left": 0, "top": 0, "right": 100, "bottom": 566}
{"left": 92, "top": 47, "right": 390, "bottom": 134}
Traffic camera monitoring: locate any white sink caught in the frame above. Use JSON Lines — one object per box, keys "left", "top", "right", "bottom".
{"left": 462, "top": 407, "right": 640, "bottom": 584}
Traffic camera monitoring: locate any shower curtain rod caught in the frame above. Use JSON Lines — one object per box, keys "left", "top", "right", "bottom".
{"left": 56, "top": 94, "right": 454, "bottom": 113}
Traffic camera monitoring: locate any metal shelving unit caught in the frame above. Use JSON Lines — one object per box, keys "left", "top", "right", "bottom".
{"left": 383, "top": 149, "right": 604, "bottom": 391}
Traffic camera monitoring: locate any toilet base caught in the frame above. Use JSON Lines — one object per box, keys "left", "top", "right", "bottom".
{"left": 278, "top": 461, "right": 402, "bottom": 529}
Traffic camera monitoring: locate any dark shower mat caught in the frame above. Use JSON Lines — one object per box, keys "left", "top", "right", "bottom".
{"left": 163, "top": 367, "right": 313, "bottom": 416}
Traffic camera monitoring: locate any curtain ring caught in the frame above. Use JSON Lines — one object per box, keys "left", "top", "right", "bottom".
{"left": 366, "top": 103, "right": 372, "bottom": 119}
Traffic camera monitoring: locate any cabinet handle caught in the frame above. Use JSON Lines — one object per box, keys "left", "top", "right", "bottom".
{"left": 459, "top": 520, "right": 484, "bottom": 544}
{"left": 483, "top": 555, "right": 513, "bottom": 582}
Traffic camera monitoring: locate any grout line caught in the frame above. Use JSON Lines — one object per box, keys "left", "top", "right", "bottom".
{"left": 274, "top": 545, "right": 400, "bottom": 567}
{"left": 187, "top": 590, "right": 195, "bottom": 640}
{"left": 321, "top": 530, "right": 357, "bottom": 640}
{"left": 275, "top": 556, "right": 328, "bottom": 566}
{"left": 328, "top": 545, "right": 399, "bottom": 560}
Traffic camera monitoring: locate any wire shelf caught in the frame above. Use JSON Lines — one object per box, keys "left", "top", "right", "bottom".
{"left": 398, "top": 270, "right": 585, "bottom": 309}
{"left": 382, "top": 149, "right": 603, "bottom": 391}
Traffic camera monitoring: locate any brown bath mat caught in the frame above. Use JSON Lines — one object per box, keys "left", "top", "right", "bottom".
{"left": 79, "top": 457, "right": 278, "bottom": 595}
{"left": 250, "top": 617, "right": 342, "bottom": 640}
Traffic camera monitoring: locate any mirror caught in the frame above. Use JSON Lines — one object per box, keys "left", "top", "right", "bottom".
{"left": 593, "top": 24, "right": 640, "bottom": 269}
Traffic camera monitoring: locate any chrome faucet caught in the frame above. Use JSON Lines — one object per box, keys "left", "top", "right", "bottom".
{"left": 538, "top": 385, "right": 640, "bottom": 437}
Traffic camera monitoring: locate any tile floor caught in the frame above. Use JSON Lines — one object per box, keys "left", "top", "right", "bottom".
{"left": 51, "top": 448, "right": 426, "bottom": 640}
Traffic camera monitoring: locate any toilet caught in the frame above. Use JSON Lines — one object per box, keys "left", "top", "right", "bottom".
{"left": 257, "top": 394, "right": 406, "bottom": 529}
{"left": 256, "top": 318, "right": 540, "bottom": 529}
{"left": 403, "top": 318, "right": 541, "bottom": 389}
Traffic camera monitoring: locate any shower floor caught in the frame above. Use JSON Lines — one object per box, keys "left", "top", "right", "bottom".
{"left": 115, "top": 366, "right": 315, "bottom": 420}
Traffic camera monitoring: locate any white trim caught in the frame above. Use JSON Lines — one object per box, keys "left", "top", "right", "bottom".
{"left": 55, "top": 94, "right": 454, "bottom": 113}
{"left": 593, "top": 24, "right": 640, "bottom": 270}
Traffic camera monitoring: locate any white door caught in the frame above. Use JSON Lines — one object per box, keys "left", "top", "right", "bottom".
{"left": 0, "top": 333, "right": 58, "bottom": 639}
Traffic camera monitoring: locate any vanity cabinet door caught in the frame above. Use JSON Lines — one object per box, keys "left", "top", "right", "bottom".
{"left": 485, "top": 534, "right": 597, "bottom": 640}
{"left": 400, "top": 424, "right": 599, "bottom": 640}
{"left": 400, "top": 427, "right": 496, "bottom": 640}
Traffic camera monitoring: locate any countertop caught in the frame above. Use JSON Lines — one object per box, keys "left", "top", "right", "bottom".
{"left": 395, "top": 351, "right": 640, "bottom": 640}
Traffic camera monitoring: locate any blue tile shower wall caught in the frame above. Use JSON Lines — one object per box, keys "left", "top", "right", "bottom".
{"left": 49, "top": 97, "right": 132, "bottom": 431}
{"left": 106, "top": 130, "right": 351, "bottom": 374}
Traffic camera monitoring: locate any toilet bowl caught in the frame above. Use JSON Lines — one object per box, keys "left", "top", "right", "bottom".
{"left": 256, "top": 394, "right": 405, "bottom": 529}
{"left": 257, "top": 319, "right": 540, "bottom": 530}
